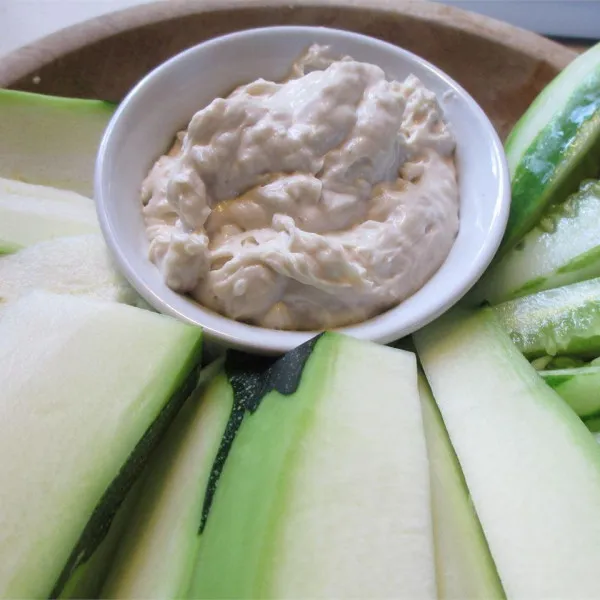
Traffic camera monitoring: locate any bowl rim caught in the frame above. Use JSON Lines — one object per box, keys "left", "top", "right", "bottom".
{"left": 95, "top": 24, "right": 510, "bottom": 354}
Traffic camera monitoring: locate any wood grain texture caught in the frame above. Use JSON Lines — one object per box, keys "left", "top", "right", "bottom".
{"left": 0, "top": 0, "right": 577, "bottom": 139}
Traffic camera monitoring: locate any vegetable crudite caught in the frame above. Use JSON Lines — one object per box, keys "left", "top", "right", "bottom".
{"left": 471, "top": 180, "right": 600, "bottom": 305}
{"left": 0, "top": 89, "right": 115, "bottom": 197}
{"left": 500, "top": 42, "right": 600, "bottom": 257}
{"left": 1, "top": 25, "right": 600, "bottom": 600}
{"left": 415, "top": 308, "right": 600, "bottom": 599}
{"left": 0, "top": 292, "right": 202, "bottom": 598}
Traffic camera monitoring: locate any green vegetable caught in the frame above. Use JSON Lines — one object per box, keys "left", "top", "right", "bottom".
{"left": 0, "top": 177, "right": 98, "bottom": 252}
{"left": 58, "top": 480, "right": 143, "bottom": 599}
{"left": 0, "top": 240, "right": 21, "bottom": 255}
{"left": 418, "top": 376, "right": 504, "bottom": 599}
{"left": 500, "top": 41, "right": 600, "bottom": 256}
{"left": 0, "top": 234, "right": 137, "bottom": 311}
{"left": 0, "top": 291, "right": 202, "bottom": 598}
{"left": 471, "top": 180, "right": 600, "bottom": 304}
{"left": 102, "top": 361, "right": 231, "bottom": 599}
{"left": 493, "top": 277, "right": 600, "bottom": 358}
{"left": 530, "top": 356, "right": 554, "bottom": 371}
{"left": 189, "top": 333, "right": 436, "bottom": 599}
{"left": 584, "top": 415, "right": 600, "bottom": 433}
{"left": 545, "top": 355, "right": 587, "bottom": 369}
{"left": 541, "top": 366, "right": 600, "bottom": 418}
{"left": 0, "top": 89, "right": 115, "bottom": 196}
{"left": 415, "top": 307, "right": 600, "bottom": 598}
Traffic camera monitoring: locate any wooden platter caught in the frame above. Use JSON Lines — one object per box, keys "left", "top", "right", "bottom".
{"left": 0, "top": 0, "right": 578, "bottom": 141}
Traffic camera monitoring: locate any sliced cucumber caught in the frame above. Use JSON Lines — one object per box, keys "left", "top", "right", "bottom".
{"left": 585, "top": 415, "right": 600, "bottom": 433}
{"left": 471, "top": 180, "right": 600, "bottom": 304}
{"left": 419, "top": 375, "right": 504, "bottom": 600}
{"left": 531, "top": 355, "right": 589, "bottom": 372}
{"left": 493, "top": 277, "right": 600, "bottom": 358}
{"left": 414, "top": 308, "right": 600, "bottom": 598}
{"left": 500, "top": 42, "right": 600, "bottom": 255}
{"left": 189, "top": 334, "right": 436, "bottom": 599}
{"left": 0, "top": 234, "right": 137, "bottom": 311}
{"left": 0, "top": 240, "right": 21, "bottom": 255}
{"left": 541, "top": 366, "right": 600, "bottom": 419}
{"left": 530, "top": 355, "right": 555, "bottom": 370}
{"left": 0, "top": 89, "right": 115, "bottom": 196}
{"left": 544, "top": 355, "right": 587, "bottom": 370}
{"left": 59, "top": 479, "right": 143, "bottom": 599}
{"left": 0, "top": 177, "right": 98, "bottom": 251}
{"left": 0, "top": 291, "right": 202, "bottom": 598}
{"left": 102, "top": 361, "right": 231, "bottom": 599}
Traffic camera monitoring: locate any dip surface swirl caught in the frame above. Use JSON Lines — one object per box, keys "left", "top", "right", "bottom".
{"left": 142, "top": 45, "right": 460, "bottom": 330}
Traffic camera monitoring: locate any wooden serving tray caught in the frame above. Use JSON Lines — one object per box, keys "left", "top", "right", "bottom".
{"left": 0, "top": 0, "right": 577, "bottom": 140}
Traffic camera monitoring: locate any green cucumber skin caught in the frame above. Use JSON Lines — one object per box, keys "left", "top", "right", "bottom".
{"left": 505, "top": 42, "right": 600, "bottom": 172}
{"left": 0, "top": 88, "right": 116, "bottom": 114}
{"left": 541, "top": 366, "right": 600, "bottom": 418}
{"left": 0, "top": 240, "right": 21, "bottom": 255}
{"left": 585, "top": 415, "right": 600, "bottom": 433}
{"left": 510, "top": 276, "right": 548, "bottom": 299}
{"left": 58, "top": 478, "right": 144, "bottom": 599}
{"left": 500, "top": 48, "right": 600, "bottom": 257}
{"left": 50, "top": 341, "right": 203, "bottom": 598}
{"left": 189, "top": 336, "right": 323, "bottom": 598}
{"left": 100, "top": 360, "right": 231, "bottom": 600}
{"left": 469, "top": 180, "right": 600, "bottom": 305}
{"left": 199, "top": 338, "right": 319, "bottom": 532}
{"left": 558, "top": 245, "right": 600, "bottom": 275}
{"left": 543, "top": 373, "right": 573, "bottom": 386}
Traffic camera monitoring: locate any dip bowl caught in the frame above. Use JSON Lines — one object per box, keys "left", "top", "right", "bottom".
{"left": 95, "top": 25, "right": 510, "bottom": 354}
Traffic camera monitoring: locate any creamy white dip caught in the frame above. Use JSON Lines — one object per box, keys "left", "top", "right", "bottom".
{"left": 142, "top": 45, "right": 459, "bottom": 330}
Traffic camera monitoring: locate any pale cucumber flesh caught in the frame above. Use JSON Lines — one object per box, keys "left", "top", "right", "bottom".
{"left": 0, "top": 234, "right": 138, "bottom": 312}
{"left": 0, "top": 177, "right": 98, "bottom": 251}
{"left": 470, "top": 180, "right": 600, "bottom": 304}
{"left": 0, "top": 89, "right": 115, "bottom": 196}
{"left": 414, "top": 308, "right": 600, "bottom": 599}
{"left": 102, "top": 361, "right": 231, "bottom": 600}
{"left": 418, "top": 376, "right": 504, "bottom": 600}
{"left": 541, "top": 366, "right": 600, "bottom": 418}
{"left": 500, "top": 42, "right": 600, "bottom": 255}
{"left": 0, "top": 291, "right": 202, "bottom": 598}
{"left": 493, "top": 277, "right": 600, "bottom": 358}
{"left": 190, "top": 333, "right": 436, "bottom": 599}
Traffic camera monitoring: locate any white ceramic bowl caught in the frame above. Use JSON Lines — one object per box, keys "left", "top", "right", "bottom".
{"left": 95, "top": 25, "right": 510, "bottom": 355}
